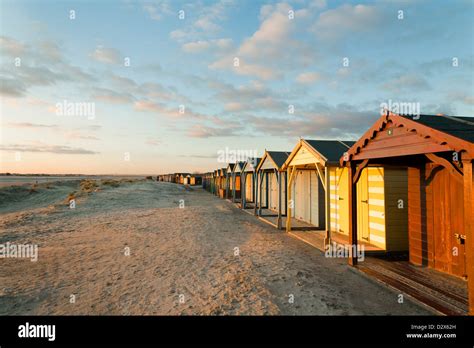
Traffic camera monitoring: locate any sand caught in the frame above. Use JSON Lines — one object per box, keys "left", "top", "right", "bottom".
{"left": 0, "top": 180, "right": 432, "bottom": 315}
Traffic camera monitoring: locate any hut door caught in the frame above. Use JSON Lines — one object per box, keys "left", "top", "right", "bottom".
{"left": 310, "top": 171, "right": 319, "bottom": 226}
{"left": 246, "top": 173, "right": 253, "bottom": 202}
{"left": 269, "top": 172, "right": 278, "bottom": 211}
{"left": 357, "top": 169, "right": 370, "bottom": 241}
{"left": 431, "top": 166, "right": 467, "bottom": 277}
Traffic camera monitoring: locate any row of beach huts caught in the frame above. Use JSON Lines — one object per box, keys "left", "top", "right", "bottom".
{"left": 157, "top": 112, "right": 474, "bottom": 315}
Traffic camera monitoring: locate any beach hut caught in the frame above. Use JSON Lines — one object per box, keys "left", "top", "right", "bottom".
{"left": 282, "top": 140, "right": 356, "bottom": 241}
{"left": 341, "top": 112, "right": 474, "bottom": 314}
{"left": 189, "top": 174, "right": 202, "bottom": 186}
{"left": 225, "top": 163, "right": 235, "bottom": 200}
{"left": 231, "top": 162, "right": 245, "bottom": 203}
{"left": 255, "top": 151, "right": 290, "bottom": 229}
{"left": 218, "top": 168, "right": 227, "bottom": 198}
{"left": 241, "top": 157, "right": 261, "bottom": 210}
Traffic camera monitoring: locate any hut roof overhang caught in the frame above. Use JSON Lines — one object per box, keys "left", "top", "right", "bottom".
{"left": 233, "top": 161, "right": 246, "bottom": 174}
{"left": 282, "top": 139, "right": 355, "bottom": 170}
{"left": 340, "top": 113, "right": 474, "bottom": 166}
{"left": 256, "top": 151, "right": 290, "bottom": 172}
{"left": 242, "top": 158, "right": 262, "bottom": 172}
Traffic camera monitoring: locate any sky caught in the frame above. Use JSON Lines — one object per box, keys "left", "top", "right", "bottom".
{"left": 0, "top": 0, "right": 473, "bottom": 175}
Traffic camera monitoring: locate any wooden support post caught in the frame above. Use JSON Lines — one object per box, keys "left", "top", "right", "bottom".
{"left": 254, "top": 171, "right": 258, "bottom": 215}
{"left": 324, "top": 166, "right": 331, "bottom": 246}
{"left": 241, "top": 172, "right": 245, "bottom": 209}
{"left": 462, "top": 158, "right": 474, "bottom": 315}
{"left": 265, "top": 172, "right": 269, "bottom": 210}
{"left": 347, "top": 162, "right": 358, "bottom": 266}
{"left": 277, "top": 169, "right": 282, "bottom": 229}
{"left": 286, "top": 166, "right": 297, "bottom": 232}
{"left": 258, "top": 171, "right": 264, "bottom": 216}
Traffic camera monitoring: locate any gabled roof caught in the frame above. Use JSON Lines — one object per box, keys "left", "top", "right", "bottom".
{"left": 282, "top": 139, "right": 355, "bottom": 169}
{"left": 341, "top": 113, "right": 474, "bottom": 165}
{"left": 304, "top": 140, "right": 355, "bottom": 162}
{"left": 233, "top": 161, "right": 246, "bottom": 173}
{"left": 401, "top": 114, "right": 474, "bottom": 143}
{"left": 257, "top": 151, "right": 290, "bottom": 171}
{"left": 226, "top": 163, "right": 235, "bottom": 173}
{"left": 242, "top": 157, "right": 262, "bottom": 172}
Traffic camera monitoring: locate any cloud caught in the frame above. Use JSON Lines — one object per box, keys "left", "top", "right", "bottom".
{"left": 134, "top": 100, "right": 206, "bottom": 120}
{"left": 182, "top": 38, "right": 232, "bottom": 53}
{"left": 169, "top": 0, "right": 235, "bottom": 42}
{"left": 313, "top": 4, "right": 381, "bottom": 40}
{"left": 91, "top": 87, "right": 134, "bottom": 104}
{"left": 143, "top": 1, "right": 172, "bottom": 21}
{"left": 382, "top": 74, "right": 431, "bottom": 93}
{"left": 7, "top": 122, "right": 58, "bottom": 129}
{"left": 210, "top": 79, "right": 287, "bottom": 113}
{"left": 145, "top": 138, "right": 161, "bottom": 146}
{"left": 0, "top": 78, "right": 27, "bottom": 97}
{"left": 209, "top": 3, "right": 312, "bottom": 80}
{"left": 0, "top": 144, "right": 99, "bottom": 154}
{"left": 243, "top": 103, "right": 377, "bottom": 138}
{"left": 296, "top": 72, "right": 322, "bottom": 84}
{"left": 90, "top": 45, "right": 122, "bottom": 64}
{"left": 187, "top": 123, "right": 242, "bottom": 138}
{"left": 0, "top": 36, "right": 95, "bottom": 98}
{"left": 0, "top": 36, "right": 26, "bottom": 56}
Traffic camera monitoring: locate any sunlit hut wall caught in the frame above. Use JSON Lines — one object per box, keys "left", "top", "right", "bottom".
{"left": 190, "top": 174, "right": 202, "bottom": 186}
{"left": 255, "top": 151, "right": 290, "bottom": 229}
{"left": 282, "top": 140, "right": 354, "bottom": 240}
{"left": 342, "top": 112, "right": 474, "bottom": 314}
{"left": 218, "top": 168, "right": 227, "bottom": 198}
{"left": 225, "top": 163, "right": 235, "bottom": 200}
{"left": 241, "top": 157, "right": 261, "bottom": 210}
{"left": 212, "top": 170, "right": 218, "bottom": 195}
{"left": 231, "top": 162, "right": 245, "bottom": 203}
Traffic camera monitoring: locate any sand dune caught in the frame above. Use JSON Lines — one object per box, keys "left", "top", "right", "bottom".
{"left": 0, "top": 181, "right": 432, "bottom": 315}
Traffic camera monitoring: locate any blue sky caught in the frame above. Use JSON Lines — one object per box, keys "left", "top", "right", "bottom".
{"left": 0, "top": 0, "right": 473, "bottom": 174}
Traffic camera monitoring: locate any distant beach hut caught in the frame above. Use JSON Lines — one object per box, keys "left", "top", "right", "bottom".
{"left": 218, "top": 168, "right": 227, "bottom": 198}
{"left": 241, "top": 157, "right": 261, "bottom": 210}
{"left": 225, "top": 163, "right": 235, "bottom": 200}
{"left": 231, "top": 162, "right": 245, "bottom": 203}
{"left": 189, "top": 174, "right": 202, "bottom": 186}
{"left": 255, "top": 151, "right": 290, "bottom": 229}
{"left": 342, "top": 112, "right": 474, "bottom": 314}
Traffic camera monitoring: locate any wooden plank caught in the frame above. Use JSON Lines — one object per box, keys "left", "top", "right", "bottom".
{"left": 353, "top": 143, "right": 452, "bottom": 160}
{"left": 347, "top": 163, "right": 358, "bottom": 266}
{"left": 462, "top": 159, "right": 474, "bottom": 315}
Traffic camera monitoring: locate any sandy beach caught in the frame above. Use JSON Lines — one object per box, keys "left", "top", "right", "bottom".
{"left": 0, "top": 180, "right": 432, "bottom": 315}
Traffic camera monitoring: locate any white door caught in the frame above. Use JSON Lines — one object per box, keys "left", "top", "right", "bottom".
{"left": 310, "top": 171, "right": 319, "bottom": 226}
{"left": 295, "top": 171, "right": 311, "bottom": 222}
{"left": 269, "top": 172, "right": 278, "bottom": 211}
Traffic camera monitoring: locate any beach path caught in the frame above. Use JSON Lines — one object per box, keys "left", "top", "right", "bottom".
{"left": 0, "top": 180, "right": 432, "bottom": 315}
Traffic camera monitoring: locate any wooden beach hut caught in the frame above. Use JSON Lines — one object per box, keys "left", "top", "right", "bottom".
{"left": 342, "top": 112, "right": 474, "bottom": 314}
{"left": 218, "top": 168, "right": 227, "bottom": 198}
{"left": 255, "top": 151, "right": 290, "bottom": 229}
{"left": 282, "top": 140, "right": 355, "bottom": 240}
{"left": 241, "top": 157, "right": 261, "bottom": 210}
{"left": 225, "top": 163, "right": 235, "bottom": 200}
{"left": 283, "top": 139, "right": 409, "bottom": 253}
{"left": 231, "top": 162, "right": 245, "bottom": 203}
